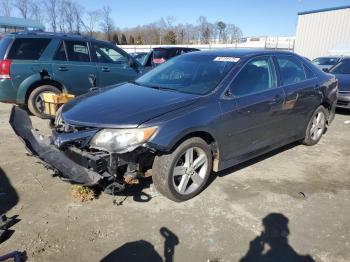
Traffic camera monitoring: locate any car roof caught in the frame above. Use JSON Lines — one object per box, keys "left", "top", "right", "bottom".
{"left": 153, "top": 47, "right": 199, "bottom": 51}
{"left": 184, "top": 48, "right": 295, "bottom": 58}
{"left": 6, "top": 31, "right": 96, "bottom": 41}
{"left": 314, "top": 56, "right": 344, "bottom": 59}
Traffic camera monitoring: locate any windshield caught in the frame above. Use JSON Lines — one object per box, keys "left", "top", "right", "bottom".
{"left": 330, "top": 60, "right": 350, "bottom": 74}
{"left": 135, "top": 54, "right": 237, "bottom": 95}
{"left": 312, "top": 57, "right": 339, "bottom": 65}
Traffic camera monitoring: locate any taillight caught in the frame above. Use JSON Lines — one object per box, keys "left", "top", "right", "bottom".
{"left": 0, "top": 59, "right": 12, "bottom": 79}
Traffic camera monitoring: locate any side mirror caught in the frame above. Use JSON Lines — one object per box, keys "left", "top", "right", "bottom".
{"left": 128, "top": 58, "right": 137, "bottom": 68}
{"left": 322, "top": 68, "right": 329, "bottom": 73}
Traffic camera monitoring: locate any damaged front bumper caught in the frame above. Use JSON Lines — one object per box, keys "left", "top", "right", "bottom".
{"left": 9, "top": 106, "right": 103, "bottom": 186}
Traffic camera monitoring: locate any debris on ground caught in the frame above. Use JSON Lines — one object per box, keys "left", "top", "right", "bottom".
{"left": 71, "top": 186, "right": 96, "bottom": 202}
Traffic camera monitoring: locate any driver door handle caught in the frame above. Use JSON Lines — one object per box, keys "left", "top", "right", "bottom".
{"left": 101, "top": 67, "right": 110, "bottom": 72}
{"left": 58, "top": 66, "right": 68, "bottom": 71}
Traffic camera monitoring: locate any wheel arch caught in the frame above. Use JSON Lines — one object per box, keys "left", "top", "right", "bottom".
{"left": 165, "top": 130, "right": 221, "bottom": 172}
{"left": 24, "top": 79, "right": 65, "bottom": 104}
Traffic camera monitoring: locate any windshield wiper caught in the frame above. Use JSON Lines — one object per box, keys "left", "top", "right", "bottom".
{"left": 141, "top": 83, "right": 179, "bottom": 92}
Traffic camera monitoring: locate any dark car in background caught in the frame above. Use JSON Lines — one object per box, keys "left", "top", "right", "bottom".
{"left": 0, "top": 31, "right": 142, "bottom": 118}
{"left": 130, "top": 52, "right": 148, "bottom": 64}
{"left": 10, "top": 49, "right": 337, "bottom": 201}
{"left": 329, "top": 57, "right": 350, "bottom": 109}
{"left": 312, "top": 56, "right": 346, "bottom": 71}
{"left": 143, "top": 47, "right": 199, "bottom": 67}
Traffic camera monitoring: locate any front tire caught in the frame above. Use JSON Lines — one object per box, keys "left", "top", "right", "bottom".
{"left": 27, "top": 85, "right": 61, "bottom": 118}
{"left": 303, "top": 105, "right": 327, "bottom": 146}
{"left": 152, "top": 137, "right": 212, "bottom": 202}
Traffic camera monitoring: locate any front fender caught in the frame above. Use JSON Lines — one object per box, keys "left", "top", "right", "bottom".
{"left": 144, "top": 99, "right": 223, "bottom": 154}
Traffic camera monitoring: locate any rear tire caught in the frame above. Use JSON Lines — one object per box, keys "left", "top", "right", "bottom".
{"left": 27, "top": 85, "right": 61, "bottom": 118}
{"left": 303, "top": 106, "right": 327, "bottom": 146}
{"left": 152, "top": 137, "right": 212, "bottom": 202}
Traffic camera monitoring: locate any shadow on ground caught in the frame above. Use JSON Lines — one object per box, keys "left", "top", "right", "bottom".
{"left": 0, "top": 167, "right": 20, "bottom": 244}
{"left": 0, "top": 167, "right": 18, "bottom": 214}
{"left": 240, "top": 213, "right": 314, "bottom": 262}
{"left": 101, "top": 227, "right": 179, "bottom": 262}
{"left": 335, "top": 108, "right": 350, "bottom": 116}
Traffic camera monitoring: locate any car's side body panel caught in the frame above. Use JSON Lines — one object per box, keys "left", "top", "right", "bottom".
{"left": 0, "top": 33, "right": 142, "bottom": 106}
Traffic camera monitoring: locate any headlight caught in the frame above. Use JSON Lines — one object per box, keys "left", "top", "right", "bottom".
{"left": 89, "top": 127, "right": 157, "bottom": 153}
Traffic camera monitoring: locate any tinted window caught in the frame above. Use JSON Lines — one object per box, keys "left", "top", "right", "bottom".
{"left": 65, "top": 41, "right": 90, "bottom": 62}
{"left": 0, "top": 37, "right": 12, "bottom": 59}
{"left": 153, "top": 49, "right": 176, "bottom": 64}
{"left": 312, "top": 57, "right": 339, "bottom": 65}
{"left": 277, "top": 56, "right": 306, "bottom": 85}
{"left": 231, "top": 56, "right": 277, "bottom": 96}
{"left": 54, "top": 42, "right": 67, "bottom": 61}
{"left": 136, "top": 54, "right": 236, "bottom": 95}
{"left": 93, "top": 43, "right": 128, "bottom": 65}
{"left": 7, "top": 38, "right": 51, "bottom": 60}
{"left": 304, "top": 64, "right": 316, "bottom": 79}
{"left": 330, "top": 60, "right": 350, "bottom": 74}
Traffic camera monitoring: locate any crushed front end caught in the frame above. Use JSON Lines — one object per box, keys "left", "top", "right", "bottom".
{"left": 9, "top": 106, "right": 155, "bottom": 194}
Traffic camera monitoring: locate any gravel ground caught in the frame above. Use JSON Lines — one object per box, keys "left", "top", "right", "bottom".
{"left": 0, "top": 102, "right": 349, "bottom": 262}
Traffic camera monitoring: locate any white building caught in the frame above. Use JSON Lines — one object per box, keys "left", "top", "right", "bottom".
{"left": 295, "top": 5, "right": 350, "bottom": 59}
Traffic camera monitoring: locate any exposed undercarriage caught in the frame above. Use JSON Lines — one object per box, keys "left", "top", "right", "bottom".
{"left": 9, "top": 106, "right": 155, "bottom": 195}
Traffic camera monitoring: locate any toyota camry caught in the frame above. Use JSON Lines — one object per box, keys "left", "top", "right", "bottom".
{"left": 10, "top": 49, "right": 338, "bottom": 201}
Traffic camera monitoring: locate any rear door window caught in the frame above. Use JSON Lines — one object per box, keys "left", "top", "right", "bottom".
{"left": 64, "top": 40, "right": 91, "bottom": 62}
{"left": 231, "top": 56, "right": 277, "bottom": 96}
{"left": 304, "top": 64, "right": 316, "bottom": 79}
{"left": 0, "top": 37, "right": 12, "bottom": 59}
{"left": 276, "top": 56, "right": 306, "bottom": 85}
{"left": 7, "top": 38, "right": 51, "bottom": 60}
{"left": 54, "top": 42, "right": 67, "bottom": 61}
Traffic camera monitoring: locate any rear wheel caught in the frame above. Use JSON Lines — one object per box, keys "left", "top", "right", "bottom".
{"left": 303, "top": 106, "right": 327, "bottom": 146}
{"left": 27, "top": 85, "right": 61, "bottom": 118}
{"left": 152, "top": 137, "right": 212, "bottom": 202}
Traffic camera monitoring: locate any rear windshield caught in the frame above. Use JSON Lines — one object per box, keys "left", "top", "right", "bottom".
{"left": 0, "top": 37, "right": 12, "bottom": 59}
{"left": 7, "top": 38, "right": 51, "bottom": 60}
{"left": 330, "top": 60, "right": 350, "bottom": 74}
{"left": 153, "top": 49, "right": 176, "bottom": 60}
{"left": 312, "top": 57, "right": 339, "bottom": 66}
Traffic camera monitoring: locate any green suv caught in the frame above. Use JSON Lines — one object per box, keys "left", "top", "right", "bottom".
{"left": 0, "top": 32, "right": 142, "bottom": 118}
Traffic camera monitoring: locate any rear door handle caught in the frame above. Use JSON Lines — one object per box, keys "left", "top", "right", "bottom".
{"left": 101, "top": 67, "right": 110, "bottom": 72}
{"left": 58, "top": 66, "right": 68, "bottom": 71}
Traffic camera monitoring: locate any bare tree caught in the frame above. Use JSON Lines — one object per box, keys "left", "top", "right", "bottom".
{"left": 197, "top": 16, "right": 214, "bottom": 44}
{"left": 0, "top": 0, "right": 13, "bottom": 17}
{"left": 30, "top": 1, "right": 43, "bottom": 24}
{"left": 100, "top": 5, "right": 114, "bottom": 41}
{"left": 84, "top": 9, "right": 101, "bottom": 36}
{"left": 73, "top": 3, "right": 84, "bottom": 33}
{"left": 13, "top": 0, "right": 30, "bottom": 19}
{"left": 45, "top": 0, "right": 58, "bottom": 32}
{"left": 226, "top": 24, "right": 243, "bottom": 43}
{"left": 216, "top": 21, "right": 227, "bottom": 43}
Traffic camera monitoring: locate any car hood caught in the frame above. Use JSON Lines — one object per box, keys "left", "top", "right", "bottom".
{"left": 334, "top": 74, "right": 350, "bottom": 91}
{"left": 61, "top": 83, "right": 200, "bottom": 128}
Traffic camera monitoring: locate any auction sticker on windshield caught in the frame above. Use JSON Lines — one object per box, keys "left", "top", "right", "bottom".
{"left": 214, "top": 57, "right": 240, "bottom": 62}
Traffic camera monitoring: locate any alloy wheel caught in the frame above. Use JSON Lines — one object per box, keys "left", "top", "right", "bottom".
{"left": 310, "top": 111, "right": 325, "bottom": 141}
{"left": 172, "top": 147, "right": 209, "bottom": 195}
